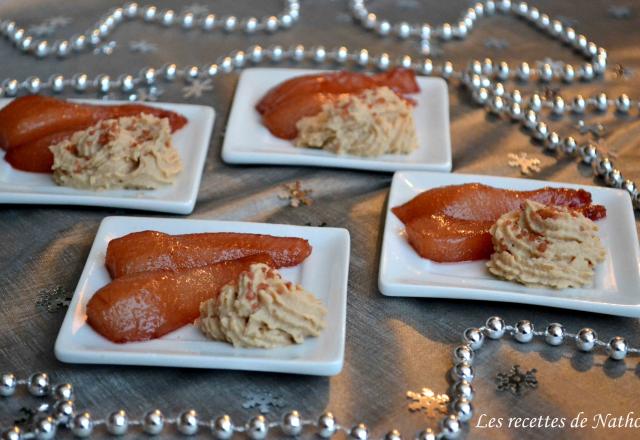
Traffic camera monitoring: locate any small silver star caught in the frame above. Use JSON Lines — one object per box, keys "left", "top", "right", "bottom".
{"left": 129, "top": 40, "right": 158, "bottom": 53}
{"left": 576, "top": 120, "right": 607, "bottom": 139}
{"left": 608, "top": 5, "right": 632, "bottom": 19}
{"left": 93, "top": 40, "right": 117, "bottom": 56}
{"left": 182, "top": 78, "right": 213, "bottom": 99}
{"left": 182, "top": 3, "right": 210, "bottom": 16}
{"left": 129, "top": 86, "right": 164, "bottom": 102}
{"left": 484, "top": 37, "right": 509, "bottom": 50}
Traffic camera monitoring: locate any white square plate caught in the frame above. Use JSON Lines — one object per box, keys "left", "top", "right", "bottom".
{"left": 55, "top": 216, "right": 350, "bottom": 375}
{"left": 379, "top": 171, "right": 640, "bottom": 317}
{"left": 0, "top": 99, "right": 215, "bottom": 214}
{"left": 222, "top": 68, "right": 451, "bottom": 172}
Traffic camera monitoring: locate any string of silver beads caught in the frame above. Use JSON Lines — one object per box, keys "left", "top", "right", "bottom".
{"left": 0, "top": 0, "right": 300, "bottom": 59}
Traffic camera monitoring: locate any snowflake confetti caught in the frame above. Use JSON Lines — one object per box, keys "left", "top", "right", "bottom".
{"left": 129, "top": 86, "right": 164, "bottom": 102}
{"left": 608, "top": 5, "right": 632, "bottom": 19}
{"left": 576, "top": 120, "right": 607, "bottom": 139}
{"left": 484, "top": 37, "right": 509, "bottom": 50}
{"left": 129, "top": 40, "right": 158, "bottom": 53}
{"left": 278, "top": 181, "right": 314, "bottom": 208}
{"left": 182, "top": 78, "right": 214, "bottom": 99}
{"left": 93, "top": 40, "right": 117, "bottom": 56}
{"left": 536, "top": 58, "right": 564, "bottom": 75}
{"left": 182, "top": 3, "right": 210, "bottom": 16}
{"left": 508, "top": 153, "right": 542, "bottom": 175}
{"left": 608, "top": 63, "right": 635, "bottom": 80}
{"left": 28, "top": 16, "right": 71, "bottom": 36}
{"left": 406, "top": 388, "right": 449, "bottom": 418}
{"left": 242, "top": 391, "right": 286, "bottom": 414}
{"left": 538, "top": 86, "right": 560, "bottom": 101}
{"left": 496, "top": 365, "right": 538, "bottom": 395}
{"left": 420, "top": 41, "right": 443, "bottom": 57}
{"left": 36, "top": 286, "right": 71, "bottom": 313}
{"left": 47, "top": 16, "right": 72, "bottom": 28}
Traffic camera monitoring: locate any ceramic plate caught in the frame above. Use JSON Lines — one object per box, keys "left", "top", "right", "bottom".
{"left": 55, "top": 216, "right": 349, "bottom": 375}
{"left": 222, "top": 68, "right": 451, "bottom": 172}
{"left": 0, "top": 99, "right": 215, "bottom": 214}
{"left": 379, "top": 171, "right": 640, "bottom": 317}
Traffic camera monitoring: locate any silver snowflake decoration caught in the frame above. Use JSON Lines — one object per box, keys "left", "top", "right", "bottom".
{"left": 93, "top": 40, "right": 117, "bottom": 56}
{"left": 484, "top": 37, "right": 509, "bottom": 50}
{"left": 576, "top": 120, "right": 607, "bottom": 139}
{"left": 182, "top": 78, "right": 213, "bottom": 99}
{"left": 129, "top": 86, "right": 164, "bottom": 102}
{"left": 36, "top": 286, "right": 72, "bottom": 313}
{"left": 242, "top": 391, "right": 286, "bottom": 414}
{"left": 129, "top": 40, "right": 158, "bottom": 53}
{"left": 182, "top": 3, "right": 210, "bottom": 16}
{"left": 608, "top": 5, "right": 632, "bottom": 19}
{"left": 406, "top": 388, "right": 449, "bottom": 418}
{"left": 508, "top": 153, "right": 542, "bottom": 175}
{"left": 496, "top": 365, "right": 538, "bottom": 395}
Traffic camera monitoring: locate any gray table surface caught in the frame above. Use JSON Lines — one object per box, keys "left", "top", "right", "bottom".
{"left": 1, "top": 1, "right": 639, "bottom": 439}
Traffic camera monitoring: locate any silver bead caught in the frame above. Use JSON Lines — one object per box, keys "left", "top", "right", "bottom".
{"left": 605, "top": 169, "right": 624, "bottom": 188}
{"left": 562, "top": 26, "right": 576, "bottom": 44}
{"left": 522, "top": 109, "right": 538, "bottom": 129}
{"left": 416, "top": 429, "right": 436, "bottom": 440}
{"left": 533, "top": 121, "right": 549, "bottom": 141}
{"left": 488, "top": 96, "right": 505, "bottom": 114}
{"left": 468, "top": 60, "right": 482, "bottom": 76}
{"left": 140, "top": 67, "right": 156, "bottom": 85}
{"left": 419, "top": 24, "right": 431, "bottom": 40}
{"left": 571, "top": 95, "right": 586, "bottom": 114}
{"left": 94, "top": 74, "right": 111, "bottom": 94}
{"left": 248, "top": 45, "right": 263, "bottom": 63}
{"left": 349, "top": 423, "right": 368, "bottom": 440}
{"left": 181, "top": 12, "right": 195, "bottom": 29}
{"left": 562, "top": 136, "right": 578, "bottom": 155}
{"left": 364, "top": 13, "right": 377, "bottom": 30}
{"left": 384, "top": 429, "right": 403, "bottom": 440}
{"left": 450, "top": 397, "right": 473, "bottom": 422}
{"left": 269, "top": 45, "right": 285, "bottom": 62}
{"left": 576, "top": 328, "right": 598, "bottom": 351}
{"left": 394, "top": 22, "right": 411, "bottom": 39}
{"left": 71, "top": 412, "right": 93, "bottom": 438}
{"left": 162, "top": 63, "right": 178, "bottom": 81}
{"left": 491, "top": 82, "right": 505, "bottom": 97}
{"left": 550, "top": 20, "right": 563, "bottom": 36}
{"left": 586, "top": 42, "right": 598, "bottom": 58}
{"left": 419, "top": 58, "right": 434, "bottom": 75}
{"left": 220, "top": 56, "right": 234, "bottom": 73}
{"left": 622, "top": 180, "right": 637, "bottom": 198}
{"left": 34, "top": 417, "right": 56, "bottom": 440}
{"left": 615, "top": 94, "right": 631, "bottom": 113}
{"left": 311, "top": 46, "right": 326, "bottom": 63}
{"left": 544, "top": 323, "right": 565, "bottom": 346}
{"left": 71, "top": 34, "right": 86, "bottom": 51}
{"left": 1, "top": 426, "right": 22, "bottom": 440}
{"left": 481, "top": 58, "right": 493, "bottom": 76}
{"left": 356, "top": 49, "right": 369, "bottom": 66}
{"left": 143, "top": 409, "right": 164, "bottom": 435}
{"left": 11, "top": 28, "right": 25, "bottom": 43}
{"left": 223, "top": 16, "right": 237, "bottom": 32}
{"left": 575, "top": 34, "right": 588, "bottom": 51}
{"left": 19, "top": 35, "right": 33, "bottom": 52}
{"left": 561, "top": 64, "right": 575, "bottom": 83}
{"left": 440, "top": 415, "right": 462, "bottom": 439}
{"left": 54, "top": 383, "right": 74, "bottom": 401}
{"left": 551, "top": 96, "right": 565, "bottom": 115}
{"left": 376, "top": 53, "right": 391, "bottom": 71}
{"left": 527, "top": 93, "right": 542, "bottom": 112}
{"left": 579, "top": 142, "right": 598, "bottom": 165}
{"left": 594, "top": 92, "right": 608, "bottom": 112}
{"left": 516, "top": 61, "right": 531, "bottom": 82}
{"left": 376, "top": 20, "right": 391, "bottom": 36}
{"left": 472, "top": 87, "right": 489, "bottom": 105}
{"left": 211, "top": 415, "right": 233, "bottom": 440}
{"left": 143, "top": 5, "right": 157, "bottom": 21}
{"left": 265, "top": 16, "right": 279, "bottom": 33}
{"left": 451, "top": 361, "right": 474, "bottom": 381}
{"left": 53, "top": 400, "right": 75, "bottom": 424}
{"left": 593, "top": 157, "right": 614, "bottom": 177}
{"left": 451, "top": 379, "right": 474, "bottom": 401}
{"left": 24, "top": 76, "right": 41, "bottom": 94}
{"left": 495, "top": 61, "right": 510, "bottom": 81}
{"left": 119, "top": 74, "right": 136, "bottom": 92}
{"left": 497, "top": 0, "right": 511, "bottom": 13}
{"left": 106, "top": 410, "right": 128, "bottom": 436}
{"left": 317, "top": 412, "right": 337, "bottom": 438}
{"left": 247, "top": 415, "right": 268, "bottom": 440}
{"left": 334, "top": 46, "right": 349, "bottom": 64}
{"left": 232, "top": 50, "right": 246, "bottom": 68}
{"left": 441, "top": 61, "right": 454, "bottom": 78}
{"left": 202, "top": 14, "right": 216, "bottom": 31}
{"left": 204, "top": 63, "right": 219, "bottom": 77}
{"left": 243, "top": 17, "right": 258, "bottom": 33}
{"left": 124, "top": 2, "right": 139, "bottom": 18}
{"left": 538, "top": 63, "right": 553, "bottom": 82}
{"left": 161, "top": 9, "right": 175, "bottom": 26}
{"left": 453, "top": 22, "right": 468, "bottom": 39}
{"left": 463, "top": 328, "right": 484, "bottom": 350}
{"left": 0, "top": 373, "right": 17, "bottom": 396}
{"left": 398, "top": 55, "right": 412, "bottom": 70}
{"left": 579, "top": 63, "right": 594, "bottom": 81}
{"left": 439, "top": 23, "right": 453, "bottom": 41}
{"left": 607, "top": 336, "right": 628, "bottom": 360}
{"left": 279, "top": 13, "right": 294, "bottom": 28}
{"left": 34, "top": 40, "right": 49, "bottom": 57}
{"left": 465, "top": 73, "right": 482, "bottom": 90}
{"left": 485, "top": 0, "right": 496, "bottom": 15}
{"left": 28, "top": 373, "right": 50, "bottom": 397}
{"left": 508, "top": 102, "right": 524, "bottom": 120}
{"left": 594, "top": 54, "right": 607, "bottom": 74}
{"left": 281, "top": 411, "right": 302, "bottom": 437}
{"left": 291, "top": 44, "right": 305, "bottom": 62}
{"left": 177, "top": 409, "right": 199, "bottom": 436}
{"left": 485, "top": 316, "right": 506, "bottom": 339}
{"left": 55, "top": 40, "right": 71, "bottom": 57}
{"left": 513, "top": 320, "right": 534, "bottom": 343}
{"left": 453, "top": 345, "right": 475, "bottom": 364}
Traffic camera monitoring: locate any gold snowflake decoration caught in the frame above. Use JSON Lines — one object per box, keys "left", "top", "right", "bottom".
{"left": 508, "top": 152, "right": 542, "bottom": 175}
{"left": 278, "top": 181, "right": 314, "bottom": 208}
{"left": 406, "top": 388, "right": 449, "bottom": 418}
